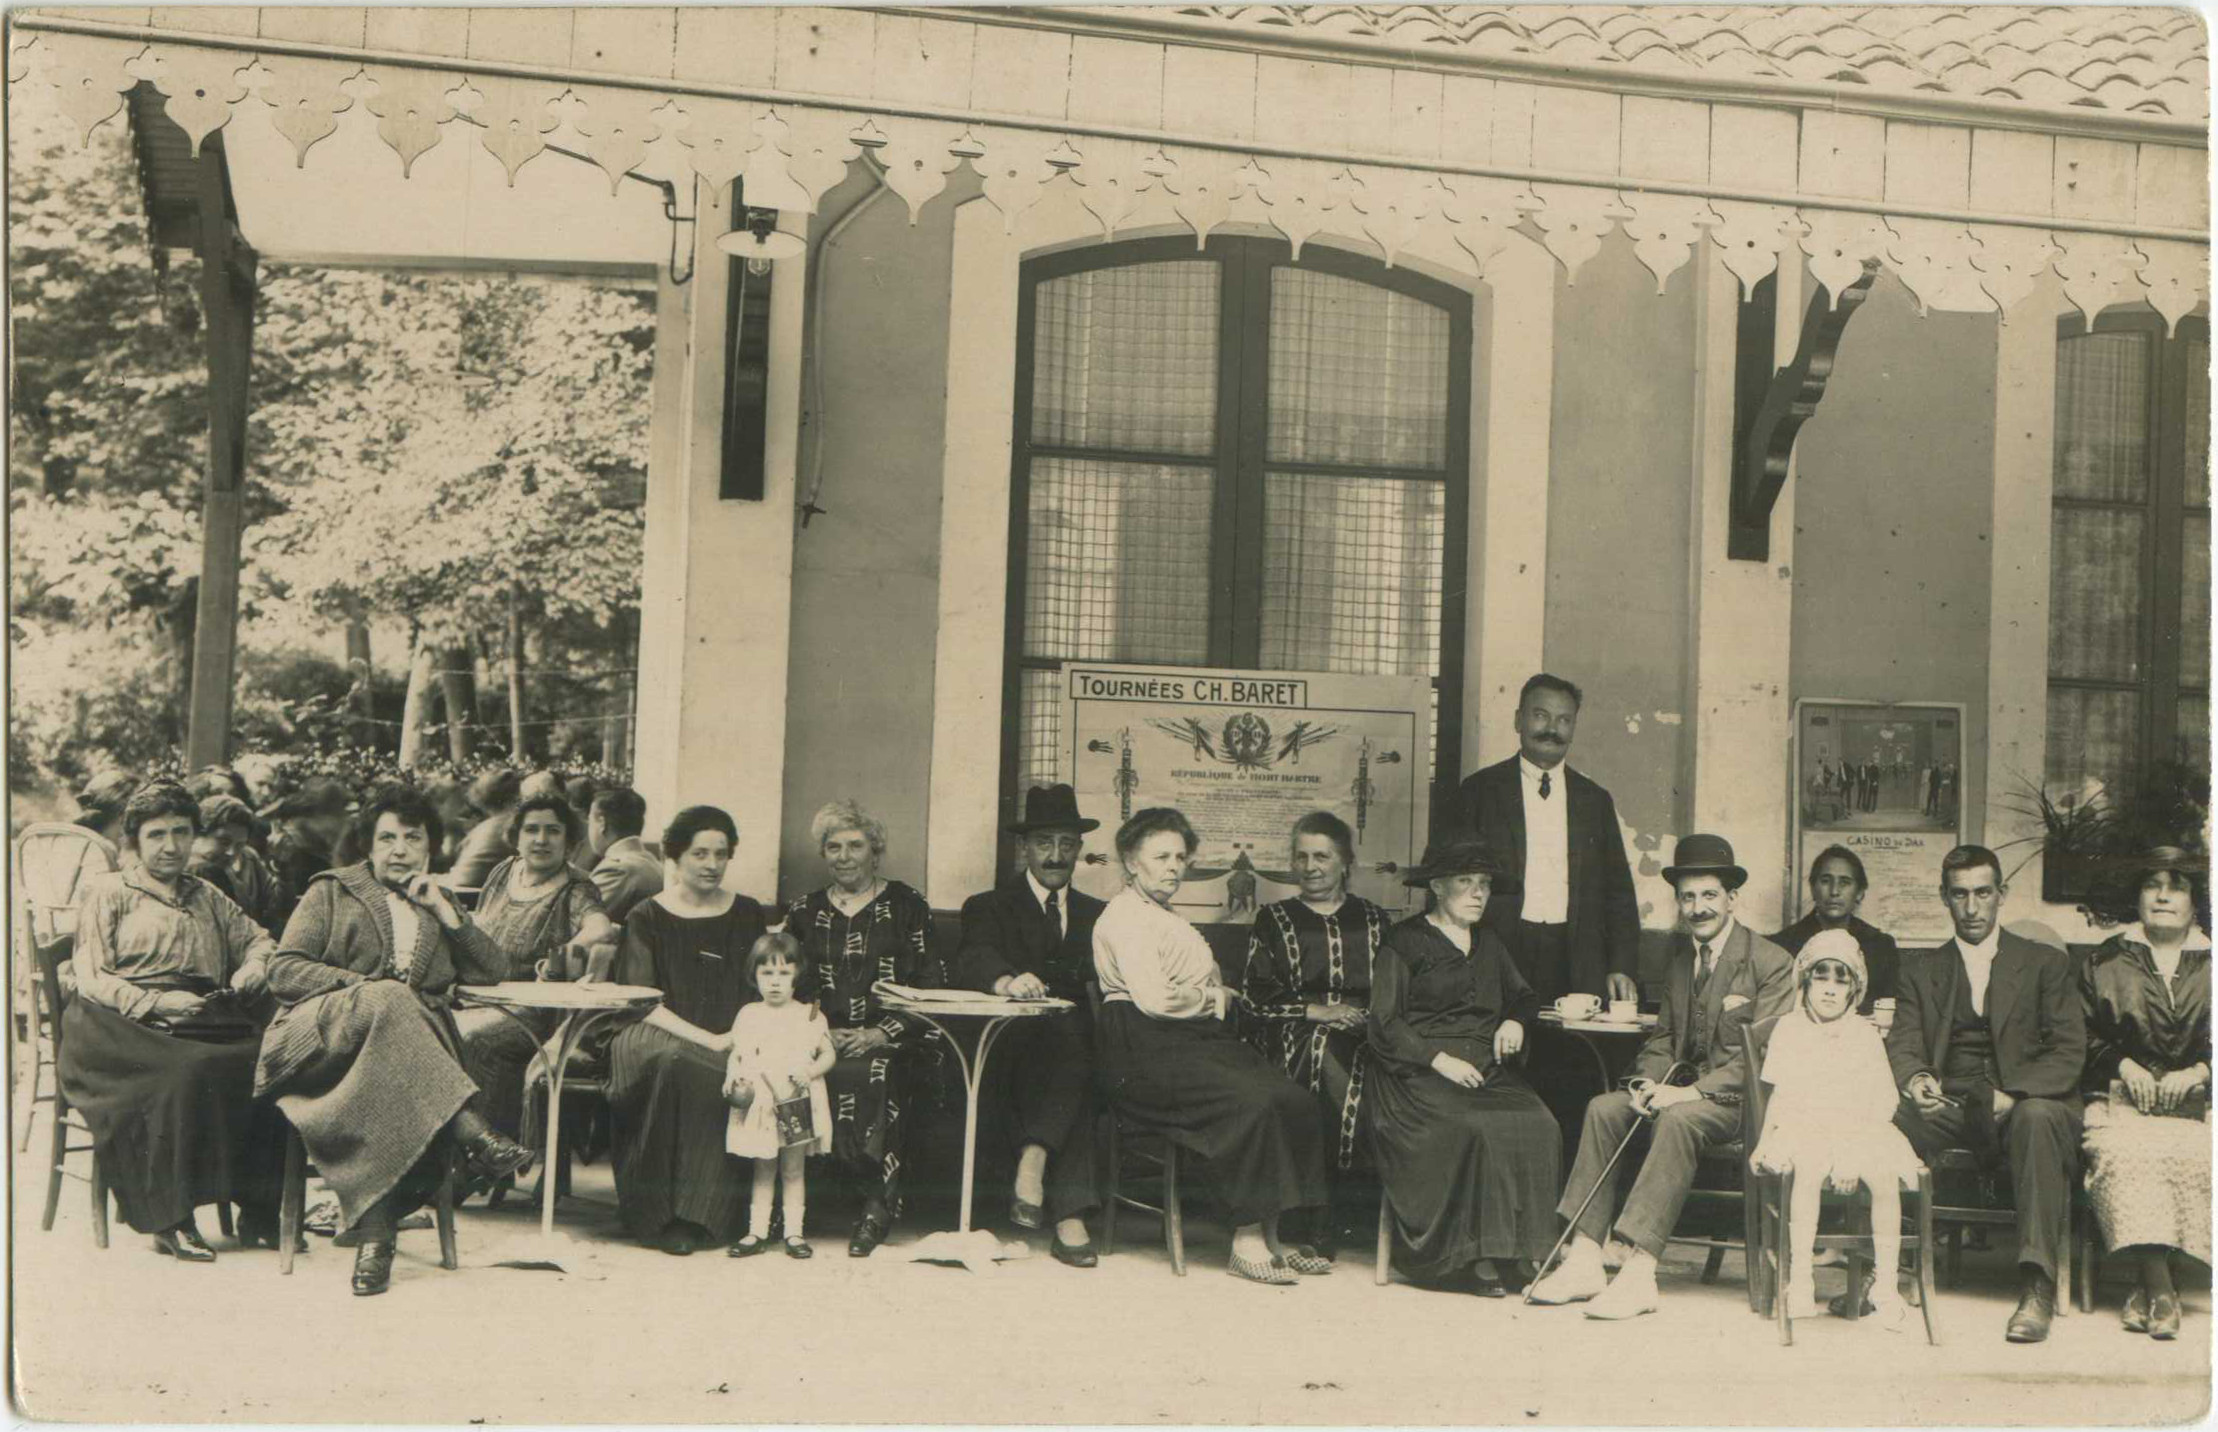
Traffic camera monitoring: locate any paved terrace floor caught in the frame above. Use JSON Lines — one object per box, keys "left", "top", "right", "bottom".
{"left": 10, "top": 1145, "right": 2210, "bottom": 1426}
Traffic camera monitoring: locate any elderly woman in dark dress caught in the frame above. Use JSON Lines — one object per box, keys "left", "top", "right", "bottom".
{"left": 787, "top": 798, "right": 946, "bottom": 1257}
{"left": 1243, "top": 811, "right": 1390, "bottom": 1260}
{"left": 1095, "top": 807, "right": 1329, "bottom": 1285}
{"left": 451, "top": 792, "right": 614, "bottom": 1149}
{"left": 257, "top": 785, "right": 537, "bottom": 1296}
{"left": 2079, "top": 846, "right": 2213, "bottom": 1341}
{"left": 604, "top": 805, "right": 768, "bottom": 1255}
{"left": 1368, "top": 836, "right": 1560, "bottom": 1294}
{"left": 62, "top": 781, "right": 288, "bottom": 1260}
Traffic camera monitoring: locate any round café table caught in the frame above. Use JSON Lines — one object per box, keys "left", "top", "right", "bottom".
{"left": 454, "top": 981, "right": 662, "bottom": 1239}
{"left": 1535, "top": 1008, "right": 1660, "bottom": 1098}
{"left": 871, "top": 982, "right": 1075, "bottom": 1235}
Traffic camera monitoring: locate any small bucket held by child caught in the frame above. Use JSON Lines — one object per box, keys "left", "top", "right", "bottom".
{"left": 774, "top": 1091, "right": 816, "bottom": 1148}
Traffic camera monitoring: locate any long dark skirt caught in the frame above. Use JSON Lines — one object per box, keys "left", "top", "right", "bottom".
{"left": 1369, "top": 1061, "right": 1561, "bottom": 1281}
{"left": 1096, "top": 1002, "right": 1327, "bottom": 1228}
{"left": 607, "top": 1022, "right": 748, "bottom": 1240}
{"left": 59, "top": 999, "right": 286, "bottom": 1234}
{"left": 257, "top": 981, "right": 479, "bottom": 1234}
{"left": 825, "top": 1048, "right": 912, "bottom": 1215}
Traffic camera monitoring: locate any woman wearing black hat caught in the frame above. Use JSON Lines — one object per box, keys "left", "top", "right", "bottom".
{"left": 2079, "top": 846, "right": 2212, "bottom": 1340}
{"left": 1366, "top": 836, "right": 1560, "bottom": 1294}
{"left": 1093, "top": 807, "right": 1329, "bottom": 1284}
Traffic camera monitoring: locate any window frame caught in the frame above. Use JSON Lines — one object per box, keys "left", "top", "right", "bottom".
{"left": 1000, "top": 235, "right": 1474, "bottom": 844}
{"left": 2046, "top": 306, "right": 2210, "bottom": 791}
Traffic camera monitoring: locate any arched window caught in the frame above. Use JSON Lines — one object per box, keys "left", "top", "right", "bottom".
{"left": 1001, "top": 236, "right": 1472, "bottom": 832}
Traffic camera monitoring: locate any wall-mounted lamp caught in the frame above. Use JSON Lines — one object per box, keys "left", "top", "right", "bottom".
{"left": 714, "top": 206, "right": 804, "bottom": 275}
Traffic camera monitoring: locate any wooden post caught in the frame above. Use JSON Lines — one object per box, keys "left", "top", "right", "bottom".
{"left": 183, "top": 147, "right": 257, "bottom": 770}
{"left": 506, "top": 587, "right": 526, "bottom": 762}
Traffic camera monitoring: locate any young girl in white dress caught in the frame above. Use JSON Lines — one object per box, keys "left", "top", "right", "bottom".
{"left": 724, "top": 932, "right": 836, "bottom": 1259}
{"left": 1750, "top": 929, "right": 1923, "bottom": 1328}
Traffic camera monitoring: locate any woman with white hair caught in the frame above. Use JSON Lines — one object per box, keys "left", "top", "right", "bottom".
{"left": 786, "top": 798, "right": 945, "bottom": 1257}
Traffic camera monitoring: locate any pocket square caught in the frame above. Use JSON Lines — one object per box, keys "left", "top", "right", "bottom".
{"left": 1723, "top": 994, "right": 1752, "bottom": 1012}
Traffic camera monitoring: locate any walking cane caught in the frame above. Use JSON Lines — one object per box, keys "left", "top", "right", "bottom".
{"left": 1525, "top": 1059, "right": 1697, "bottom": 1304}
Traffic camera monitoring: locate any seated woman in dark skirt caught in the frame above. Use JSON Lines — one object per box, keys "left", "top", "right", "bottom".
{"left": 1093, "top": 807, "right": 1329, "bottom": 1285}
{"left": 62, "top": 780, "right": 289, "bottom": 1261}
{"left": 1368, "top": 836, "right": 1560, "bottom": 1295}
{"left": 256, "top": 786, "right": 538, "bottom": 1296}
{"left": 1242, "top": 810, "right": 1391, "bottom": 1260}
{"left": 603, "top": 805, "right": 768, "bottom": 1256}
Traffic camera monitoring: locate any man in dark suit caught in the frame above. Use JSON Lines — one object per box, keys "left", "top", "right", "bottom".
{"left": 1529, "top": 835, "right": 1795, "bottom": 1319}
{"left": 956, "top": 784, "right": 1107, "bottom": 1267}
{"left": 1456, "top": 673, "right": 1640, "bottom": 1006}
{"left": 1772, "top": 844, "right": 1900, "bottom": 1014}
{"left": 1886, "top": 844, "right": 2085, "bottom": 1344}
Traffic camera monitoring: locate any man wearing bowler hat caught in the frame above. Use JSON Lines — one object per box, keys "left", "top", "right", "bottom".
{"left": 1528, "top": 834, "right": 1794, "bottom": 1318}
{"left": 955, "top": 784, "right": 1108, "bottom": 1266}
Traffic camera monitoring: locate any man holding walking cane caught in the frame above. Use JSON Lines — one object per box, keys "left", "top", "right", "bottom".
{"left": 1527, "top": 834, "right": 1795, "bottom": 1318}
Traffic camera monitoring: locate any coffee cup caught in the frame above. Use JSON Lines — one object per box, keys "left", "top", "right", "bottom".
{"left": 1553, "top": 993, "right": 1601, "bottom": 1020}
{"left": 1607, "top": 998, "right": 1638, "bottom": 1023}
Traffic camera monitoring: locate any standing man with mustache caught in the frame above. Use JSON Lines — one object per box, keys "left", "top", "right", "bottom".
{"left": 1457, "top": 674, "right": 1641, "bottom": 1007}
{"left": 955, "top": 785, "right": 1108, "bottom": 1267}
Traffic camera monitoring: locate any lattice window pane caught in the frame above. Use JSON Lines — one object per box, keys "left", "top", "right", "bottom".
{"left": 2054, "top": 331, "right": 2151, "bottom": 502}
{"left": 2047, "top": 687, "right": 2141, "bottom": 795}
{"left": 2188, "top": 337, "right": 2210, "bottom": 508}
{"left": 1257, "top": 473, "right": 1444, "bottom": 677}
{"left": 2048, "top": 508, "right": 2145, "bottom": 683}
{"left": 1033, "top": 262, "right": 1218, "bottom": 455}
{"left": 1268, "top": 269, "right": 1448, "bottom": 469}
{"left": 1023, "top": 458, "right": 1213, "bottom": 663}
{"left": 1016, "top": 667, "right": 1064, "bottom": 794}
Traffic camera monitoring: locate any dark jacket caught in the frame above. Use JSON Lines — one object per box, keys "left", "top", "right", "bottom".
{"left": 1631, "top": 920, "right": 1795, "bottom": 1099}
{"left": 956, "top": 877, "right": 1106, "bottom": 1003}
{"left": 2078, "top": 929, "right": 2212, "bottom": 1091}
{"left": 1771, "top": 912, "right": 1901, "bottom": 1014}
{"left": 1456, "top": 756, "right": 1640, "bottom": 994}
{"left": 1885, "top": 932, "right": 2086, "bottom": 1103}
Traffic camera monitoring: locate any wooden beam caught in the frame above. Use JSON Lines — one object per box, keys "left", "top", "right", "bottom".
{"left": 1727, "top": 258, "right": 1882, "bottom": 561}
{"left": 183, "top": 146, "right": 257, "bottom": 770}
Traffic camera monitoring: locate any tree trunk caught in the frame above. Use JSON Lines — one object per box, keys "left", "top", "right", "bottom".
{"left": 398, "top": 636, "right": 436, "bottom": 769}
{"left": 506, "top": 587, "right": 527, "bottom": 763}
{"left": 167, "top": 578, "right": 199, "bottom": 721}
{"left": 438, "top": 644, "right": 476, "bottom": 766}
{"left": 344, "top": 616, "right": 374, "bottom": 749}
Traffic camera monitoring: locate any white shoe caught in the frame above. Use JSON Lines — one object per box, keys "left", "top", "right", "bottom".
{"left": 1527, "top": 1251, "right": 1608, "bottom": 1305}
{"left": 1584, "top": 1267, "right": 1660, "bottom": 1320}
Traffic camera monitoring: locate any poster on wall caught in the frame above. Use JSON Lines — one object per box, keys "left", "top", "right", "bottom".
{"left": 1791, "top": 698, "right": 1966, "bottom": 944}
{"left": 1064, "top": 664, "right": 1432, "bottom": 923}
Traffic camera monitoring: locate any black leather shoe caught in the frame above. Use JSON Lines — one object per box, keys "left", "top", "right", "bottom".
{"left": 1050, "top": 1236, "right": 1098, "bottom": 1268}
{"left": 2006, "top": 1270, "right": 2057, "bottom": 1343}
{"left": 152, "top": 1225, "right": 217, "bottom": 1262}
{"left": 352, "top": 1239, "right": 395, "bottom": 1296}
{"left": 659, "top": 1222, "right": 702, "bottom": 1257}
{"left": 2149, "top": 1291, "right": 2183, "bottom": 1340}
{"left": 848, "top": 1213, "right": 889, "bottom": 1258}
{"left": 1828, "top": 1266, "right": 1879, "bottom": 1318}
{"left": 785, "top": 1237, "right": 815, "bottom": 1260}
{"left": 463, "top": 1131, "right": 537, "bottom": 1183}
{"left": 1010, "top": 1196, "right": 1044, "bottom": 1231}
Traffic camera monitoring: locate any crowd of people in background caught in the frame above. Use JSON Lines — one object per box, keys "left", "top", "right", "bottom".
{"left": 35, "top": 670, "right": 2210, "bottom": 1339}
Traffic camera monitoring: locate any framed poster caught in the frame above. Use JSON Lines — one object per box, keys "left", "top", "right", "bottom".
{"left": 1063, "top": 663, "right": 1431, "bottom": 923}
{"left": 1791, "top": 699, "right": 1966, "bottom": 944}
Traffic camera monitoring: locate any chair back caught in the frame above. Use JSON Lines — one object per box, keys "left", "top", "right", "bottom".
{"left": 1741, "top": 1015, "right": 1783, "bottom": 1147}
{"left": 13, "top": 823, "right": 117, "bottom": 950}
{"left": 27, "top": 913, "right": 76, "bottom": 1056}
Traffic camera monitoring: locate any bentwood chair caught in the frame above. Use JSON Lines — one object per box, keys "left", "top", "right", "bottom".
{"left": 278, "top": 1125, "right": 460, "bottom": 1275}
{"left": 1744, "top": 1015, "right": 1940, "bottom": 1346}
{"left": 1089, "top": 983, "right": 1187, "bottom": 1275}
{"left": 30, "top": 933, "right": 106, "bottom": 1247}
{"left": 12, "top": 823, "right": 116, "bottom": 1153}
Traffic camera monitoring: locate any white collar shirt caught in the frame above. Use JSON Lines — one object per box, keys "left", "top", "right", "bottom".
{"left": 1025, "top": 870, "right": 1065, "bottom": 940}
{"left": 1696, "top": 918, "right": 1737, "bottom": 979}
{"left": 1955, "top": 927, "right": 2003, "bottom": 1016}
{"left": 1517, "top": 756, "right": 1571, "bottom": 924}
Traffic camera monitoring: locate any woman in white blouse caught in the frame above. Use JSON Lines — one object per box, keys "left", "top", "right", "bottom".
{"left": 1093, "top": 807, "right": 1329, "bottom": 1285}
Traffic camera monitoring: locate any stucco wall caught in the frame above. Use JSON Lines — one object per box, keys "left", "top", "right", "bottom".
{"left": 1789, "top": 271, "right": 2000, "bottom": 895}
{"left": 1543, "top": 230, "right": 1701, "bottom": 919}
{"left": 775, "top": 171, "right": 976, "bottom": 903}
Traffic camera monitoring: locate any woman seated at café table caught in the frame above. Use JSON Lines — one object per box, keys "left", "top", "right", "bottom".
{"left": 62, "top": 780, "right": 289, "bottom": 1261}
{"left": 604, "top": 805, "right": 770, "bottom": 1256}
{"left": 787, "top": 798, "right": 946, "bottom": 1258}
{"left": 2079, "top": 845, "right": 2213, "bottom": 1341}
{"left": 255, "top": 784, "right": 538, "bottom": 1296}
{"left": 1366, "top": 836, "right": 1560, "bottom": 1295}
{"left": 1242, "top": 810, "right": 1392, "bottom": 1260}
{"left": 451, "top": 791, "right": 614, "bottom": 1159}
{"left": 1094, "top": 806, "right": 1329, "bottom": 1285}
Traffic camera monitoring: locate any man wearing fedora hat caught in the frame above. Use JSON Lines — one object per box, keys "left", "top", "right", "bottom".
{"left": 955, "top": 784, "right": 1108, "bottom": 1266}
{"left": 1530, "top": 833, "right": 1794, "bottom": 1318}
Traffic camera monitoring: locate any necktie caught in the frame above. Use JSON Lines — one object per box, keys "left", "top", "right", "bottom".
{"left": 1044, "top": 889, "right": 1061, "bottom": 939}
{"left": 1539, "top": 770, "right": 1552, "bottom": 799}
{"left": 1692, "top": 942, "right": 1713, "bottom": 998}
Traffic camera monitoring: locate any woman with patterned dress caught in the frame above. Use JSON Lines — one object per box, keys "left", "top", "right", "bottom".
{"left": 450, "top": 793, "right": 613, "bottom": 1148}
{"left": 787, "top": 799, "right": 945, "bottom": 1257}
{"left": 2079, "top": 846, "right": 2212, "bottom": 1341}
{"left": 1242, "top": 812, "right": 1389, "bottom": 1258}
{"left": 604, "top": 805, "right": 768, "bottom": 1255}
{"left": 1367, "top": 836, "right": 1560, "bottom": 1294}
